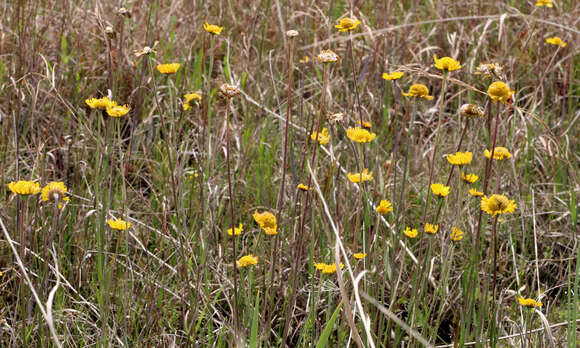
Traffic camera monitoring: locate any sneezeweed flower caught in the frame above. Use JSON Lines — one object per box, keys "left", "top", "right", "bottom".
{"left": 253, "top": 210, "right": 278, "bottom": 235}
{"left": 487, "top": 81, "right": 514, "bottom": 104}
{"left": 475, "top": 63, "right": 505, "bottom": 80}
{"left": 321, "top": 262, "right": 344, "bottom": 274}
{"left": 236, "top": 254, "right": 258, "bottom": 268}
{"left": 107, "top": 218, "right": 131, "bottom": 231}
{"left": 481, "top": 194, "right": 517, "bottom": 216}
{"left": 335, "top": 17, "right": 361, "bottom": 32}
{"left": 431, "top": 183, "right": 451, "bottom": 197}
{"left": 299, "top": 56, "right": 310, "bottom": 64}
{"left": 461, "top": 172, "right": 479, "bottom": 184}
{"left": 535, "top": 0, "right": 553, "bottom": 7}
{"left": 106, "top": 102, "right": 130, "bottom": 117}
{"left": 353, "top": 253, "right": 367, "bottom": 259}
{"left": 227, "top": 223, "right": 244, "bottom": 236}
{"left": 41, "top": 182, "right": 69, "bottom": 206}
{"left": 8, "top": 181, "right": 40, "bottom": 195}
{"left": 424, "top": 223, "right": 439, "bottom": 235}
{"left": 297, "top": 183, "right": 312, "bottom": 191}
{"left": 317, "top": 49, "right": 339, "bottom": 63}
{"left": 375, "top": 199, "right": 393, "bottom": 215}
{"left": 518, "top": 297, "right": 543, "bottom": 308}
{"left": 433, "top": 54, "right": 461, "bottom": 72}
{"left": 357, "top": 120, "right": 372, "bottom": 128}
{"left": 347, "top": 169, "right": 373, "bottom": 183}
{"left": 314, "top": 263, "right": 326, "bottom": 270}
{"left": 219, "top": 83, "right": 241, "bottom": 99}
{"left": 446, "top": 151, "right": 472, "bottom": 166}
{"left": 183, "top": 93, "right": 202, "bottom": 111}
{"left": 404, "top": 227, "right": 418, "bottom": 239}
{"left": 382, "top": 71, "right": 404, "bottom": 81}
{"left": 402, "top": 84, "right": 434, "bottom": 100}
{"left": 484, "top": 147, "right": 512, "bottom": 160}
{"left": 545, "top": 36, "right": 567, "bottom": 47}
{"left": 346, "top": 127, "right": 377, "bottom": 143}
{"left": 450, "top": 227, "right": 464, "bottom": 241}
{"left": 156, "top": 63, "right": 180, "bottom": 75}
{"left": 203, "top": 22, "right": 223, "bottom": 35}
{"left": 86, "top": 97, "right": 113, "bottom": 110}
{"left": 311, "top": 128, "right": 330, "bottom": 145}
{"left": 469, "top": 188, "right": 484, "bottom": 197}
{"left": 459, "top": 103, "right": 485, "bottom": 118}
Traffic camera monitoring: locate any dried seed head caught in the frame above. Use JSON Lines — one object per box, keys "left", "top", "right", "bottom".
{"left": 105, "top": 26, "right": 116, "bottom": 39}
{"left": 475, "top": 63, "right": 505, "bottom": 80}
{"left": 459, "top": 104, "right": 485, "bottom": 118}
{"left": 286, "top": 30, "right": 299, "bottom": 37}
{"left": 219, "top": 83, "right": 242, "bottom": 99}
{"left": 328, "top": 112, "right": 344, "bottom": 123}
{"left": 118, "top": 7, "right": 131, "bottom": 17}
{"left": 317, "top": 49, "right": 339, "bottom": 63}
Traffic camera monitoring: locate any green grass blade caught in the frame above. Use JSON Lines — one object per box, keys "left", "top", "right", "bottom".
{"left": 315, "top": 301, "right": 342, "bottom": 348}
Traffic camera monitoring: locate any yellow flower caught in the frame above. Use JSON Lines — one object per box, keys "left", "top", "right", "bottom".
{"left": 469, "top": 188, "right": 484, "bottom": 197}
{"left": 253, "top": 210, "right": 278, "bottom": 235}
{"left": 203, "top": 22, "right": 223, "bottom": 35}
{"left": 446, "top": 151, "right": 472, "bottom": 166}
{"left": 450, "top": 226, "right": 464, "bottom": 241}
{"left": 357, "top": 120, "right": 372, "bottom": 128}
{"left": 321, "top": 262, "right": 344, "bottom": 274}
{"left": 106, "top": 102, "right": 130, "bottom": 117}
{"left": 299, "top": 56, "right": 310, "bottom": 64}
{"left": 347, "top": 169, "right": 373, "bottom": 183}
{"left": 311, "top": 128, "right": 330, "bottom": 145}
{"left": 545, "top": 36, "right": 566, "bottom": 47}
{"left": 107, "top": 218, "right": 131, "bottom": 231}
{"left": 227, "top": 223, "right": 244, "bottom": 236}
{"left": 85, "top": 97, "right": 113, "bottom": 110}
{"left": 481, "top": 194, "right": 517, "bottom": 216}
{"left": 314, "top": 262, "right": 326, "bottom": 270}
{"left": 382, "top": 71, "right": 404, "bottom": 81}
{"left": 433, "top": 54, "right": 461, "bottom": 72}
{"left": 461, "top": 172, "right": 479, "bottom": 184}
{"left": 335, "top": 17, "right": 361, "bottom": 32}
{"left": 376, "top": 199, "right": 393, "bottom": 215}
{"left": 424, "top": 223, "right": 439, "bottom": 235}
{"left": 535, "top": 0, "right": 553, "bottom": 7}
{"left": 41, "top": 182, "right": 69, "bottom": 205}
{"left": 518, "top": 297, "right": 543, "bottom": 308}
{"left": 7, "top": 181, "right": 40, "bottom": 195}
{"left": 297, "top": 183, "right": 312, "bottom": 191}
{"left": 317, "top": 49, "right": 339, "bottom": 63}
{"left": 404, "top": 227, "right": 418, "bottom": 239}
{"left": 183, "top": 93, "right": 201, "bottom": 111}
{"left": 346, "top": 127, "right": 376, "bottom": 143}
{"left": 487, "top": 81, "right": 514, "bottom": 103}
{"left": 459, "top": 104, "right": 485, "bottom": 118}
{"left": 431, "top": 183, "right": 450, "bottom": 197}
{"left": 156, "top": 63, "right": 181, "bottom": 75}
{"left": 402, "top": 84, "right": 434, "bottom": 100}
{"left": 484, "top": 147, "right": 512, "bottom": 160}
{"left": 353, "top": 253, "right": 367, "bottom": 259}
{"left": 237, "top": 254, "right": 258, "bottom": 268}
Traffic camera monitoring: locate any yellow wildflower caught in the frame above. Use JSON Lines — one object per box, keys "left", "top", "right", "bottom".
{"left": 321, "top": 262, "right": 344, "bottom": 274}
{"left": 535, "top": 0, "right": 553, "bottom": 7}
{"left": 461, "top": 172, "right": 479, "bottom": 184}
{"left": 402, "top": 84, "right": 434, "bottom": 100}
{"left": 433, "top": 54, "right": 461, "bottom": 72}
{"left": 431, "top": 183, "right": 450, "bottom": 197}
{"left": 484, "top": 147, "right": 512, "bottom": 160}
{"left": 404, "top": 227, "right": 418, "bottom": 239}
{"left": 107, "top": 218, "right": 131, "bottom": 231}
{"left": 487, "top": 81, "right": 514, "bottom": 103}
{"left": 156, "top": 63, "right": 181, "bottom": 75}
{"left": 7, "top": 181, "right": 40, "bottom": 195}
{"left": 314, "top": 262, "right": 326, "bottom": 270}
{"left": 450, "top": 227, "right": 464, "bottom": 241}
{"left": 297, "top": 183, "right": 312, "bottom": 191}
{"left": 353, "top": 253, "right": 367, "bottom": 259}
{"left": 382, "top": 71, "right": 404, "bottom": 81}
{"left": 424, "top": 223, "right": 439, "bottom": 235}
{"left": 311, "top": 128, "right": 330, "bottom": 145}
{"left": 446, "top": 151, "right": 472, "bottom": 166}
{"left": 41, "top": 182, "right": 69, "bottom": 205}
{"left": 545, "top": 37, "right": 566, "bottom": 47}
{"left": 227, "top": 223, "right": 244, "bottom": 236}
{"left": 203, "top": 22, "right": 223, "bottom": 35}
{"left": 346, "top": 127, "right": 376, "bottom": 143}
{"left": 183, "top": 93, "right": 201, "bottom": 111}
{"left": 106, "top": 102, "right": 130, "bottom": 117}
{"left": 481, "top": 194, "right": 517, "bottom": 216}
{"left": 253, "top": 210, "right": 278, "bottom": 235}
{"left": 518, "top": 297, "right": 543, "bottom": 308}
{"left": 347, "top": 169, "right": 373, "bottom": 183}
{"left": 299, "top": 56, "right": 310, "bottom": 64}
{"left": 85, "top": 97, "right": 113, "bottom": 110}
{"left": 357, "top": 120, "right": 372, "bottom": 128}
{"left": 469, "top": 188, "right": 484, "bottom": 197}
{"left": 317, "top": 49, "right": 339, "bottom": 63}
{"left": 375, "top": 199, "right": 393, "bottom": 215}
{"left": 335, "top": 17, "right": 361, "bottom": 32}
{"left": 237, "top": 254, "right": 258, "bottom": 268}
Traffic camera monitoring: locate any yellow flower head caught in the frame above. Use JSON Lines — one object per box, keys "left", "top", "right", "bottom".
{"left": 41, "top": 182, "right": 69, "bottom": 204}
{"left": 424, "top": 223, "right": 439, "bottom": 235}
{"left": 237, "top": 254, "right": 258, "bottom": 268}
{"left": 227, "top": 223, "right": 244, "bottom": 236}
{"left": 382, "top": 71, "right": 404, "bottom": 81}
{"left": 447, "top": 151, "right": 472, "bottom": 166}
{"left": 469, "top": 188, "right": 484, "bottom": 197}
{"left": 203, "top": 22, "right": 223, "bottom": 35}
{"left": 376, "top": 199, "right": 393, "bottom": 215}
{"left": 433, "top": 54, "right": 461, "bottom": 72}
{"left": 85, "top": 97, "right": 113, "bottom": 110}
{"left": 156, "top": 63, "right": 181, "bottom": 75}
{"left": 320, "top": 262, "right": 344, "bottom": 274}
{"left": 535, "top": 0, "right": 553, "bottom": 7}
{"left": 402, "top": 84, "right": 434, "bottom": 100}
{"left": 299, "top": 56, "right": 310, "bottom": 64}
{"left": 431, "top": 183, "right": 451, "bottom": 197}
{"left": 347, "top": 169, "right": 373, "bottom": 183}
{"left": 450, "top": 226, "right": 464, "bottom": 241}
{"left": 107, "top": 218, "right": 131, "bottom": 231}
{"left": 317, "top": 49, "right": 340, "bottom": 63}
{"left": 106, "top": 102, "right": 130, "bottom": 117}
{"left": 357, "top": 120, "right": 372, "bottom": 128}
{"left": 481, "top": 194, "right": 517, "bottom": 216}
{"left": 459, "top": 104, "right": 485, "bottom": 118}
{"left": 314, "top": 262, "right": 326, "bottom": 270}
{"left": 183, "top": 93, "right": 202, "bottom": 110}
{"left": 545, "top": 36, "right": 566, "bottom": 47}
{"left": 461, "top": 172, "right": 479, "bottom": 184}
{"left": 404, "top": 227, "right": 418, "bottom": 239}
{"left": 7, "top": 181, "right": 40, "bottom": 195}
{"left": 253, "top": 210, "right": 278, "bottom": 235}
{"left": 311, "top": 128, "right": 330, "bottom": 145}
{"left": 484, "top": 147, "right": 512, "bottom": 160}
{"left": 297, "top": 183, "right": 312, "bottom": 191}
{"left": 487, "top": 81, "right": 514, "bottom": 103}
{"left": 518, "top": 297, "right": 543, "bottom": 308}
{"left": 353, "top": 253, "right": 367, "bottom": 259}
{"left": 335, "top": 17, "right": 361, "bottom": 32}
{"left": 346, "top": 127, "right": 377, "bottom": 143}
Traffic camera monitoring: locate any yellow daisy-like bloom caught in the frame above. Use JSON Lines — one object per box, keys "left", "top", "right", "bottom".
{"left": 487, "top": 81, "right": 514, "bottom": 104}
{"left": 347, "top": 169, "right": 373, "bottom": 183}
{"left": 253, "top": 210, "right": 278, "bottom": 235}
{"left": 446, "top": 151, "right": 472, "bottom": 166}
{"left": 375, "top": 199, "right": 393, "bottom": 215}
{"left": 106, "top": 103, "right": 130, "bottom": 117}
{"left": 236, "top": 254, "right": 258, "bottom": 268}
{"left": 314, "top": 262, "right": 326, "bottom": 270}
{"left": 107, "top": 218, "right": 131, "bottom": 231}
{"left": 299, "top": 56, "right": 310, "bottom": 64}
{"left": 545, "top": 36, "right": 566, "bottom": 47}
{"left": 424, "top": 223, "right": 439, "bottom": 235}
{"left": 317, "top": 49, "right": 339, "bottom": 63}
{"left": 402, "top": 84, "right": 434, "bottom": 100}
{"left": 183, "top": 93, "right": 201, "bottom": 111}
{"left": 156, "top": 63, "right": 181, "bottom": 75}
{"left": 484, "top": 147, "right": 512, "bottom": 160}
{"left": 311, "top": 128, "right": 330, "bottom": 145}
{"left": 433, "top": 54, "right": 461, "bottom": 72}
{"left": 203, "top": 22, "right": 223, "bottom": 35}
{"left": 357, "top": 120, "right": 372, "bottom": 128}
{"left": 382, "top": 71, "right": 404, "bottom": 81}
{"left": 461, "top": 172, "right": 479, "bottom": 184}
{"left": 404, "top": 227, "right": 418, "bottom": 239}
{"left": 321, "top": 262, "right": 344, "bottom": 274}
{"left": 41, "top": 182, "right": 69, "bottom": 204}
{"left": 335, "top": 17, "right": 361, "bottom": 32}
{"left": 85, "top": 97, "right": 113, "bottom": 110}
{"left": 481, "top": 194, "right": 517, "bottom": 216}
{"left": 431, "top": 183, "right": 450, "bottom": 197}
{"left": 518, "top": 297, "right": 543, "bottom": 308}
{"left": 469, "top": 188, "right": 484, "bottom": 197}
{"left": 297, "top": 183, "right": 312, "bottom": 191}
{"left": 227, "top": 223, "right": 244, "bottom": 236}
{"left": 346, "top": 127, "right": 377, "bottom": 143}
{"left": 7, "top": 181, "right": 40, "bottom": 195}
{"left": 450, "top": 227, "right": 464, "bottom": 241}
{"left": 353, "top": 253, "right": 367, "bottom": 259}
{"left": 459, "top": 104, "right": 485, "bottom": 118}
{"left": 535, "top": 0, "right": 553, "bottom": 7}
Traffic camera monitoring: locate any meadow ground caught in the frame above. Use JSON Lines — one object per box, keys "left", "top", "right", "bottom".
{"left": 1, "top": 0, "right": 579, "bottom": 346}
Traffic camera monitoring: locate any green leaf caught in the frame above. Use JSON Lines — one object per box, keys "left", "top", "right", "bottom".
{"left": 315, "top": 301, "right": 342, "bottom": 348}
{"left": 249, "top": 291, "right": 261, "bottom": 348}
